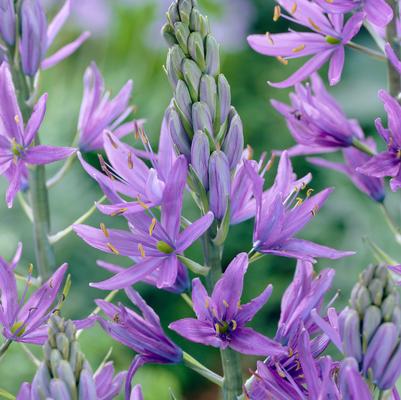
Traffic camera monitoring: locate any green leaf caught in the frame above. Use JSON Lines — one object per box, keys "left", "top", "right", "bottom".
{"left": 178, "top": 255, "right": 210, "bottom": 276}
{"left": 213, "top": 196, "right": 230, "bottom": 246}
{"left": 0, "top": 388, "right": 16, "bottom": 400}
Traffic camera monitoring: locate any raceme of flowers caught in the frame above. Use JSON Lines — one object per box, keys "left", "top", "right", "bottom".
{"left": 1, "top": 0, "right": 401, "bottom": 399}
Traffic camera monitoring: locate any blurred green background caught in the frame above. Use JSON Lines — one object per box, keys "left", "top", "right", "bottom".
{"left": 0, "top": 0, "right": 399, "bottom": 398}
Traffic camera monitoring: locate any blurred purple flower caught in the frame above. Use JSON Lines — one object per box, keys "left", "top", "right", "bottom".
{"left": 246, "top": 151, "right": 354, "bottom": 262}
{"left": 358, "top": 90, "right": 401, "bottom": 191}
{"left": 74, "top": 156, "right": 213, "bottom": 290}
{"left": 0, "top": 243, "right": 68, "bottom": 345}
{"left": 96, "top": 288, "right": 183, "bottom": 400}
{"left": 248, "top": 0, "right": 364, "bottom": 87}
{"left": 130, "top": 385, "right": 144, "bottom": 400}
{"left": 170, "top": 253, "right": 286, "bottom": 357}
{"left": 0, "top": 0, "right": 15, "bottom": 45}
{"left": 0, "top": 63, "right": 75, "bottom": 207}
{"left": 20, "top": 0, "right": 90, "bottom": 76}
{"left": 308, "top": 138, "right": 385, "bottom": 202}
{"left": 271, "top": 74, "right": 364, "bottom": 154}
{"left": 94, "top": 362, "right": 127, "bottom": 400}
{"left": 78, "top": 62, "right": 142, "bottom": 152}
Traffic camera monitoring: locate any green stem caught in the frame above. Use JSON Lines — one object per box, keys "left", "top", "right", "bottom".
{"left": 380, "top": 203, "right": 401, "bottom": 244}
{"left": 351, "top": 137, "right": 376, "bottom": 156}
{"left": 46, "top": 152, "right": 77, "bottom": 188}
{"left": 0, "top": 340, "right": 12, "bottom": 360}
{"left": 180, "top": 293, "right": 194, "bottom": 309}
{"left": 386, "top": 0, "right": 401, "bottom": 100}
{"left": 202, "top": 230, "right": 243, "bottom": 399}
{"left": 347, "top": 42, "right": 386, "bottom": 62}
{"left": 183, "top": 351, "right": 224, "bottom": 387}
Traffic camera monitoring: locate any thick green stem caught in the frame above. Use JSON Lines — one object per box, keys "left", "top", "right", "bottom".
{"left": 183, "top": 352, "right": 224, "bottom": 387}
{"left": 0, "top": 340, "right": 12, "bottom": 360}
{"left": 202, "top": 230, "right": 243, "bottom": 399}
{"left": 386, "top": 0, "right": 401, "bottom": 100}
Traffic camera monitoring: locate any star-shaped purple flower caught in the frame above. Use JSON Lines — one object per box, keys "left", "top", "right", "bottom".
{"left": 169, "top": 253, "right": 286, "bottom": 357}
{"left": 247, "top": 0, "right": 364, "bottom": 87}
{"left": 0, "top": 63, "right": 76, "bottom": 207}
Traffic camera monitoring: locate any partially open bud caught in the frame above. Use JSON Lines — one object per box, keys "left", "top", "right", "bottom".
{"left": 168, "top": 107, "right": 191, "bottom": 158}
{"left": 191, "top": 130, "right": 210, "bottom": 189}
{"left": 0, "top": 0, "right": 15, "bottom": 45}
{"left": 217, "top": 74, "right": 231, "bottom": 125}
{"left": 222, "top": 108, "right": 244, "bottom": 170}
{"left": 209, "top": 150, "right": 230, "bottom": 219}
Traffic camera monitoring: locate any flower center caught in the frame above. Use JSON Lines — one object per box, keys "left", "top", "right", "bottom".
{"left": 11, "top": 321, "right": 26, "bottom": 337}
{"left": 11, "top": 139, "right": 23, "bottom": 158}
{"left": 325, "top": 35, "right": 341, "bottom": 45}
{"left": 157, "top": 240, "right": 174, "bottom": 254}
{"left": 214, "top": 319, "right": 237, "bottom": 340}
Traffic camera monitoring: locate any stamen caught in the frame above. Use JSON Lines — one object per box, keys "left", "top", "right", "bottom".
{"left": 288, "top": 347, "right": 294, "bottom": 357}
{"left": 276, "top": 56, "right": 288, "bottom": 65}
{"left": 137, "top": 197, "right": 149, "bottom": 210}
{"left": 138, "top": 243, "right": 146, "bottom": 258}
{"left": 265, "top": 32, "right": 274, "bottom": 45}
{"left": 149, "top": 218, "right": 157, "bottom": 236}
{"left": 295, "top": 197, "right": 303, "bottom": 207}
{"left": 113, "top": 313, "right": 120, "bottom": 323}
{"left": 292, "top": 44, "right": 305, "bottom": 53}
{"left": 306, "top": 188, "right": 314, "bottom": 197}
{"left": 231, "top": 320, "right": 237, "bottom": 331}
{"left": 49, "top": 279, "right": 54, "bottom": 289}
{"left": 308, "top": 17, "right": 321, "bottom": 32}
{"left": 128, "top": 152, "right": 134, "bottom": 169}
{"left": 106, "top": 131, "right": 118, "bottom": 149}
{"left": 397, "top": 149, "right": 401, "bottom": 159}
{"left": 291, "top": 2, "right": 297, "bottom": 14}
{"left": 223, "top": 300, "right": 229, "bottom": 308}
{"left": 100, "top": 223, "right": 109, "bottom": 237}
{"left": 107, "top": 242, "right": 120, "bottom": 255}
{"left": 237, "top": 301, "right": 242, "bottom": 309}
{"left": 311, "top": 205, "right": 319, "bottom": 216}
{"left": 205, "top": 298, "right": 210, "bottom": 309}
{"left": 14, "top": 115, "right": 20, "bottom": 124}
{"left": 98, "top": 154, "right": 114, "bottom": 180}
{"left": 215, "top": 323, "right": 220, "bottom": 334}
{"left": 111, "top": 208, "right": 128, "bottom": 216}
{"left": 247, "top": 145, "right": 253, "bottom": 160}
{"left": 273, "top": 5, "right": 281, "bottom": 21}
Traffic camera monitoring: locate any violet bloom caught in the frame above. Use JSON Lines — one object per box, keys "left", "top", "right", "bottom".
{"left": 96, "top": 288, "right": 183, "bottom": 399}
{"left": 314, "top": 0, "right": 393, "bottom": 28}
{"left": 20, "top": 0, "right": 90, "bottom": 76}
{"left": 308, "top": 139, "right": 385, "bottom": 202}
{"left": 0, "top": 0, "right": 15, "bottom": 45}
{"left": 271, "top": 74, "right": 364, "bottom": 154}
{"left": 358, "top": 90, "right": 401, "bottom": 191}
{"left": 74, "top": 156, "right": 214, "bottom": 290}
{"left": 0, "top": 244, "right": 68, "bottom": 344}
{"left": 78, "top": 62, "right": 142, "bottom": 152}
{"left": 0, "top": 63, "right": 76, "bottom": 207}
{"left": 247, "top": 151, "right": 354, "bottom": 262}
{"left": 94, "top": 362, "right": 127, "bottom": 400}
{"left": 338, "top": 358, "right": 372, "bottom": 400}
{"left": 170, "top": 253, "right": 286, "bottom": 357}
{"left": 247, "top": 0, "right": 364, "bottom": 87}
{"left": 130, "top": 385, "right": 144, "bottom": 400}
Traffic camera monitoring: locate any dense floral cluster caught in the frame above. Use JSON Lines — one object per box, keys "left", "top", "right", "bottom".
{"left": 2, "top": 0, "right": 401, "bottom": 399}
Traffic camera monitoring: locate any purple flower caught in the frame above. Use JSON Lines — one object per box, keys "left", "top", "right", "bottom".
{"left": 169, "top": 253, "right": 286, "bottom": 357}
{"left": 338, "top": 358, "right": 372, "bottom": 400}
{"left": 0, "top": 63, "right": 76, "bottom": 207}
{"left": 308, "top": 138, "right": 385, "bottom": 202}
{"left": 78, "top": 62, "right": 142, "bottom": 152}
{"left": 94, "top": 362, "right": 127, "bottom": 400}
{"left": 386, "top": 42, "right": 401, "bottom": 76}
{"left": 314, "top": 0, "right": 393, "bottom": 28}
{"left": 96, "top": 288, "right": 183, "bottom": 400}
{"left": 130, "top": 385, "right": 144, "bottom": 400}
{"left": 20, "top": 0, "right": 90, "bottom": 76}
{"left": 0, "top": 0, "right": 15, "bottom": 45}
{"left": 271, "top": 74, "right": 364, "bottom": 153}
{"left": 246, "top": 151, "right": 354, "bottom": 262}
{"left": 0, "top": 244, "right": 68, "bottom": 345}
{"left": 247, "top": 0, "right": 364, "bottom": 87}
{"left": 358, "top": 90, "right": 401, "bottom": 192}
{"left": 74, "top": 156, "right": 214, "bottom": 290}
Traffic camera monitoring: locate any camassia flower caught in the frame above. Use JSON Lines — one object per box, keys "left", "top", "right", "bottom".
{"left": 0, "top": 244, "right": 68, "bottom": 344}
{"left": 271, "top": 74, "right": 364, "bottom": 154}
{"left": 78, "top": 62, "right": 143, "bottom": 151}
{"left": 246, "top": 151, "right": 354, "bottom": 262}
{"left": 96, "top": 288, "right": 183, "bottom": 400}
{"left": 169, "top": 253, "right": 286, "bottom": 357}
{"left": 0, "top": 63, "right": 76, "bottom": 207}
{"left": 247, "top": 0, "right": 364, "bottom": 87}
{"left": 358, "top": 90, "right": 401, "bottom": 191}
{"left": 74, "top": 156, "right": 214, "bottom": 290}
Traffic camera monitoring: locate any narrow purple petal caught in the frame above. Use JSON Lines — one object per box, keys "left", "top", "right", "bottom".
{"left": 177, "top": 212, "right": 214, "bottom": 251}
{"left": 23, "top": 145, "right": 76, "bottom": 165}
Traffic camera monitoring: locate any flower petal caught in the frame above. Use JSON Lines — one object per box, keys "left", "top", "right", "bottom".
{"left": 23, "top": 145, "right": 76, "bottom": 165}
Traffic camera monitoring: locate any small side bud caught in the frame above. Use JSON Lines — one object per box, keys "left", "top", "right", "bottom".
{"left": 168, "top": 107, "right": 191, "bottom": 158}
{"left": 161, "top": 23, "right": 178, "bottom": 47}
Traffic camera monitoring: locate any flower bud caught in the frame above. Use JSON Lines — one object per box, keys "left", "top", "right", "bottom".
{"left": 343, "top": 309, "right": 362, "bottom": 362}
{"left": 200, "top": 75, "right": 217, "bottom": 122}
{"left": 192, "top": 101, "right": 213, "bottom": 136}
{"left": 205, "top": 35, "right": 220, "bottom": 76}
{"left": 222, "top": 109, "right": 244, "bottom": 169}
{"left": 168, "top": 107, "right": 191, "bottom": 158}
{"left": 209, "top": 150, "right": 230, "bottom": 219}
{"left": 161, "top": 23, "right": 177, "bottom": 47}
{"left": 188, "top": 32, "right": 205, "bottom": 71}
{"left": 20, "top": 0, "right": 47, "bottom": 76}
{"left": 0, "top": 0, "right": 15, "bottom": 45}
{"left": 166, "top": 45, "right": 185, "bottom": 87}
{"left": 175, "top": 80, "right": 192, "bottom": 123}
{"left": 177, "top": 0, "right": 192, "bottom": 25}
{"left": 50, "top": 379, "right": 70, "bottom": 398}
{"left": 217, "top": 74, "right": 231, "bottom": 125}
{"left": 167, "top": 2, "right": 180, "bottom": 25}
{"left": 174, "top": 22, "right": 190, "bottom": 54}
{"left": 362, "top": 305, "right": 381, "bottom": 345}
{"left": 190, "top": 8, "right": 209, "bottom": 39}
{"left": 182, "top": 59, "right": 202, "bottom": 102}
{"left": 191, "top": 130, "right": 210, "bottom": 189}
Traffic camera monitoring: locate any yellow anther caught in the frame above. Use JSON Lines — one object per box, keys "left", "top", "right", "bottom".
{"left": 138, "top": 243, "right": 146, "bottom": 258}
{"left": 49, "top": 279, "right": 54, "bottom": 289}
{"left": 149, "top": 218, "right": 157, "bottom": 236}
{"left": 107, "top": 243, "right": 120, "bottom": 255}
{"left": 306, "top": 188, "right": 314, "bottom": 197}
{"left": 296, "top": 360, "right": 302, "bottom": 370}
{"left": 137, "top": 197, "right": 149, "bottom": 210}
{"left": 237, "top": 301, "right": 242, "bottom": 309}
{"left": 205, "top": 298, "right": 210, "bottom": 309}
{"left": 308, "top": 17, "right": 321, "bottom": 31}
{"left": 292, "top": 44, "right": 305, "bottom": 53}
{"left": 325, "top": 0, "right": 333, "bottom": 3}
{"left": 98, "top": 154, "right": 114, "bottom": 180}
{"left": 265, "top": 32, "right": 274, "bottom": 45}
{"left": 295, "top": 197, "right": 303, "bottom": 207}
{"left": 100, "top": 223, "right": 109, "bottom": 238}
{"left": 273, "top": 5, "right": 281, "bottom": 21}
{"left": 276, "top": 56, "right": 288, "bottom": 65}
{"left": 223, "top": 300, "right": 229, "bottom": 308}
{"left": 275, "top": 363, "right": 286, "bottom": 378}
{"left": 28, "top": 263, "right": 34, "bottom": 275}
{"left": 128, "top": 152, "right": 134, "bottom": 169}
{"left": 106, "top": 132, "right": 118, "bottom": 149}
{"left": 247, "top": 145, "right": 254, "bottom": 160}
{"left": 231, "top": 320, "right": 237, "bottom": 331}
{"left": 215, "top": 323, "right": 220, "bottom": 334}
{"left": 140, "top": 128, "right": 149, "bottom": 144}
{"left": 14, "top": 114, "right": 20, "bottom": 124}
{"left": 113, "top": 313, "right": 120, "bottom": 323}
{"left": 111, "top": 208, "right": 128, "bottom": 216}
{"left": 291, "top": 2, "right": 297, "bottom": 13}
{"left": 397, "top": 149, "right": 401, "bottom": 159}
{"left": 311, "top": 205, "right": 319, "bottom": 216}
{"left": 288, "top": 347, "right": 294, "bottom": 357}
{"left": 212, "top": 307, "right": 218, "bottom": 318}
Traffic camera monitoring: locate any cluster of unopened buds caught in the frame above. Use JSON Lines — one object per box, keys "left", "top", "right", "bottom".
{"left": 2, "top": 0, "right": 401, "bottom": 399}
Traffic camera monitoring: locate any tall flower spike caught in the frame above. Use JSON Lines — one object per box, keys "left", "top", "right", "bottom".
{"left": 96, "top": 288, "right": 183, "bottom": 399}
{"left": 17, "top": 315, "right": 125, "bottom": 399}
{"left": 78, "top": 62, "right": 143, "bottom": 152}
{"left": 20, "top": 0, "right": 90, "bottom": 76}
{"left": 170, "top": 253, "right": 286, "bottom": 357}
{"left": 0, "top": 63, "right": 76, "bottom": 207}
{"left": 247, "top": 0, "right": 364, "bottom": 87}
{"left": 271, "top": 74, "right": 365, "bottom": 154}
{"left": 162, "top": 0, "right": 244, "bottom": 216}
